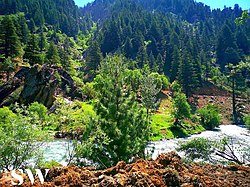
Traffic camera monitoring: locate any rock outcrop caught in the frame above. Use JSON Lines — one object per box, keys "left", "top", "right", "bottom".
{"left": 0, "top": 65, "right": 77, "bottom": 107}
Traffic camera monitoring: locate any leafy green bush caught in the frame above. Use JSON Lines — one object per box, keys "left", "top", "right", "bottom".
{"left": 28, "top": 102, "right": 48, "bottom": 129}
{"left": 0, "top": 106, "right": 47, "bottom": 171}
{"left": 172, "top": 92, "right": 191, "bottom": 125}
{"left": 48, "top": 96, "right": 96, "bottom": 131}
{"left": 149, "top": 72, "right": 170, "bottom": 90}
{"left": 171, "top": 81, "right": 183, "bottom": 93}
{"left": 178, "top": 137, "right": 250, "bottom": 165}
{"left": 244, "top": 115, "right": 250, "bottom": 129}
{"left": 38, "top": 160, "right": 62, "bottom": 169}
{"left": 198, "top": 104, "right": 221, "bottom": 130}
{"left": 178, "top": 138, "right": 214, "bottom": 161}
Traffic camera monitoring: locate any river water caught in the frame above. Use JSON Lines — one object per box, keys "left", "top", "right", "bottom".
{"left": 42, "top": 125, "right": 250, "bottom": 165}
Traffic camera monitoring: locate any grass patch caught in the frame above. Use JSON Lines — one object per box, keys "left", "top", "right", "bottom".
{"left": 150, "top": 97, "right": 205, "bottom": 141}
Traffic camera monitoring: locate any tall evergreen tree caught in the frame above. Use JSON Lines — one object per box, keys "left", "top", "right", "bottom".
{"left": 86, "top": 40, "right": 103, "bottom": 72}
{"left": 0, "top": 15, "right": 22, "bottom": 60}
{"left": 177, "top": 51, "right": 201, "bottom": 96}
{"left": 39, "top": 27, "right": 47, "bottom": 51}
{"left": 216, "top": 24, "right": 240, "bottom": 70}
{"left": 45, "top": 41, "right": 60, "bottom": 65}
{"left": 78, "top": 55, "right": 149, "bottom": 168}
{"left": 24, "top": 34, "right": 43, "bottom": 65}
{"left": 18, "top": 15, "right": 29, "bottom": 44}
{"left": 170, "top": 47, "right": 181, "bottom": 82}
{"left": 123, "top": 37, "right": 133, "bottom": 58}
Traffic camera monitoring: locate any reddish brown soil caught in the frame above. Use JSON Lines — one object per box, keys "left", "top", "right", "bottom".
{"left": 191, "top": 84, "right": 250, "bottom": 124}
{"left": 1, "top": 152, "right": 249, "bottom": 187}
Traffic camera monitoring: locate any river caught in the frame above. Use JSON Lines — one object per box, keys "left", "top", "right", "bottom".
{"left": 42, "top": 125, "right": 250, "bottom": 165}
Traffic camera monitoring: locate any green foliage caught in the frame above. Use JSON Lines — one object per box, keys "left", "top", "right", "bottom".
{"left": 171, "top": 81, "right": 183, "bottom": 93}
{"left": 81, "top": 82, "right": 97, "bottom": 100}
{"left": 38, "top": 160, "right": 62, "bottom": 169}
{"left": 0, "top": 106, "right": 48, "bottom": 171}
{"left": 1, "top": 57, "right": 16, "bottom": 80}
{"left": 0, "top": 15, "right": 22, "bottom": 60}
{"left": 85, "top": 40, "right": 103, "bottom": 72}
{"left": 216, "top": 24, "right": 240, "bottom": 69}
{"left": 178, "top": 138, "right": 214, "bottom": 161}
{"left": 235, "top": 10, "right": 250, "bottom": 25}
{"left": 178, "top": 136, "right": 250, "bottom": 165}
{"left": 28, "top": 102, "right": 48, "bottom": 129}
{"left": 24, "top": 34, "right": 43, "bottom": 65}
{"left": 75, "top": 55, "right": 150, "bottom": 168}
{"left": 198, "top": 104, "right": 221, "bottom": 130}
{"left": 149, "top": 72, "right": 170, "bottom": 90}
{"left": 48, "top": 97, "right": 96, "bottom": 131}
{"left": 46, "top": 41, "right": 60, "bottom": 65}
{"left": 140, "top": 70, "right": 162, "bottom": 115}
{"left": 172, "top": 91, "right": 191, "bottom": 125}
{"left": 244, "top": 115, "right": 250, "bottom": 130}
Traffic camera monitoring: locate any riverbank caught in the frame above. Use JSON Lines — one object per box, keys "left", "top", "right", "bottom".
{"left": 1, "top": 152, "right": 249, "bottom": 187}
{"left": 41, "top": 124, "right": 249, "bottom": 166}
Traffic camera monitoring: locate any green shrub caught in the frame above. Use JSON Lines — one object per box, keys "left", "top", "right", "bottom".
{"left": 177, "top": 138, "right": 213, "bottom": 161}
{"left": 0, "top": 106, "right": 47, "bottom": 170}
{"left": 38, "top": 160, "right": 62, "bottom": 169}
{"left": 244, "top": 115, "right": 250, "bottom": 129}
{"left": 172, "top": 92, "right": 191, "bottom": 125}
{"left": 198, "top": 104, "right": 221, "bottom": 130}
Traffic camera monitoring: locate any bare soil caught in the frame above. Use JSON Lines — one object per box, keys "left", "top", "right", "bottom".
{"left": 1, "top": 152, "right": 249, "bottom": 187}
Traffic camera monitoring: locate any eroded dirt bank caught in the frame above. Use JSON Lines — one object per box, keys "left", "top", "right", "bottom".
{"left": 1, "top": 152, "right": 249, "bottom": 187}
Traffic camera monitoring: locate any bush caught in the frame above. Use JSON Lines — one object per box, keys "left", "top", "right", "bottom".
{"left": 244, "top": 115, "right": 250, "bottom": 129}
{"left": 48, "top": 97, "right": 97, "bottom": 131}
{"left": 198, "top": 104, "right": 221, "bottom": 130}
{"left": 172, "top": 92, "right": 191, "bottom": 125}
{"left": 178, "top": 138, "right": 214, "bottom": 161}
{"left": 38, "top": 160, "right": 62, "bottom": 169}
{"left": 28, "top": 102, "right": 48, "bottom": 129}
{"left": 0, "top": 106, "right": 47, "bottom": 171}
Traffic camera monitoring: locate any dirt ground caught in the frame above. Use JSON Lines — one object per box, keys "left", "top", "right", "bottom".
{"left": 1, "top": 152, "right": 249, "bottom": 187}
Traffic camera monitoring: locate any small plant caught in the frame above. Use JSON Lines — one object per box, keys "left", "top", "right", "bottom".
{"left": 178, "top": 138, "right": 214, "bottom": 161}
{"left": 244, "top": 115, "right": 250, "bottom": 130}
{"left": 198, "top": 104, "right": 221, "bottom": 130}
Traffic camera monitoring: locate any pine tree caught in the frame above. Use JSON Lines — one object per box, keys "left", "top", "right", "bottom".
{"left": 140, "top": 69, "right": 161, "bottom": 120}
{"left": 39, "top": 27, "right": 47, "bottom": 51}
{"left": 18, "top": 15, "right": 29, "bottom": 44}
{"left": 1, "top": 57, "right": 16, "bottom": 81}
{"left": 0, "top": 15, "right": 22, "bottom": 60}
{"left": 101, "top": 21, "right": 121, "bottom": 55}
{"left": 156, "top": 53, "right": 164, "bottom": 73}
{"left": 178, "top": 52, "right": 194, "bottom": 96}
{"left": 216, "top": 24, "right": 240, "bottom": 70}
{"left": 59, "top": 37, "right": 72, "bottom": 69}
{"left": 86, "top": 40, "right": 103, "bottom": 71}
{"left": 148, "top": 51, "right": 155, "bottom": 70}
{"left": 24, "top": 34, "right": 43, "bottom": 65}
{"left": 29, "top": 18, "right": 36, "bottom": 33}
{"left": 172, "top": 91, "right": 191, "bottom": 125}
{"left": 170, "top": 47, "right": 181, "bottom": 82}
{"left": 123, "top": 37, "right": 133, "bottom": 58}
{"left": 78, "top": 55, "right": 149, "bottom": 168}
{"left": 46, "top": 41, "right": 60, "bottom": 65}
